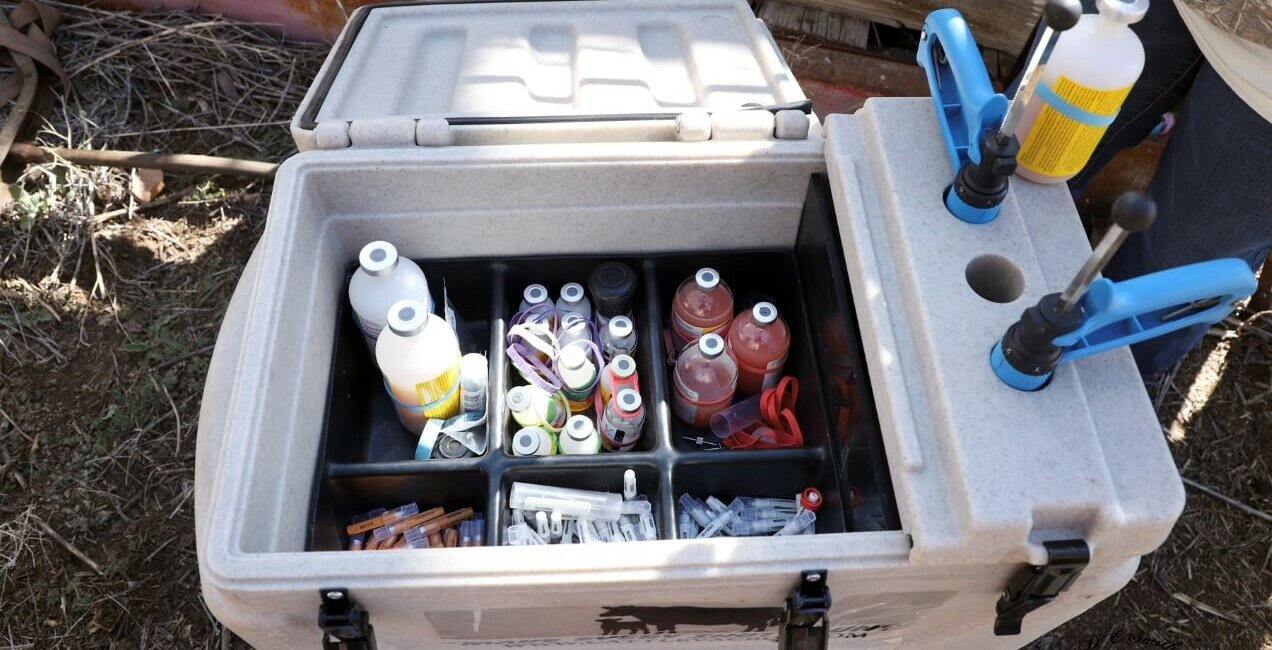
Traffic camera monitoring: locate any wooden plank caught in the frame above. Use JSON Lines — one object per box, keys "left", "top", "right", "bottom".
{"left": 769, "top": 0, "right": 1043, "bottom": 53}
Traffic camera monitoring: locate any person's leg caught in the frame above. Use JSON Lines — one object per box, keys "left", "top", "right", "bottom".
{"left": 1010, "top": 0, "right": 1203, "bottom": 195}
{"left": 1103, "top": 62, "right": 1272, "bottom": 377}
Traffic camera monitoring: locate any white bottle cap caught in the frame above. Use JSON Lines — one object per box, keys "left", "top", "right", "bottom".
{"left": 615, "top": 389, "right": 642, "bottom": 413}
{"left": 359, "top": 241, "right": 398, "bottom": 277}
{"left": 698, "top": 333, "right": 725, "bottom": 359}
{"left": 565, "top": 415, "right": 595, "bottom": 441}
{"left": 560, "top": 282, "right": 585, "bottom": 304}
{"left": 386, "top": 299, "right": 429, "bottom": 336}
{"left": 694, "top": 268, "right": 720, "bottom": 291}
{"left": 523, "top": 284, "right": 549, "bottom": 306}
{"left": 1097, "top": 0, "right": 1148, "bottom": 24}
{"left": 560, "top": 344, "right": 587, "bottom": 370}
{"left": 512, "top": 427, "right": 544, "bottom": 455}
{"left": 608, "top": 315, "right": 634, "bottom": 339}
{"left": 753, "top": 302, "right": 779, "bottom": 325}
{"left": 611, "top": 355, "right": 636, "bottom": 379}
{"left": 506, "top": 386, "right": 530, "bottom": 412}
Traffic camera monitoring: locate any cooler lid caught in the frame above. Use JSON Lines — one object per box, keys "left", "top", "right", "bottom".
{"left": 292, "top": 0, "right": 812, "bottom": 150}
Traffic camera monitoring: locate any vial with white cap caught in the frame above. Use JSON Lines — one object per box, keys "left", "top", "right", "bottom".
{"left": 519, "top": 284, "right": 550, "bottom": 313}
{"left": 672, "top": 333, "right": 738, "bottom": 428}
{"left": 599, "top": 389, "right": 644, "bottom": 451}
{"left": 601, "top": 315, "right": 637, "bottom": 359}
{"left": 671, "top": 268, "right": 734, "bottom": 352}
{"left": 348, "top": 241, "right": 432, "bottom": 356}
{"left": 726, "top": 301, "right": 790, "bottom": 395}
{"left": 511, "top": 426, "right": 555, "bottom": 456}
{"left": 1014, "top": 0, "right": 1149, "bottom": 184}
{"left": 599, "top": 354, "right": 639, "bottom": 403}
{"left": 376, "top": 299, "right": 462, "bottom": 432}
{"left": 557, "top": 342, "right": 599, "bottom": 412}
{"left": 555, "top": 282, "right": 592, "bottom": 320}
{"left": 558, "top": 415, "right": 601, "bottom": 455}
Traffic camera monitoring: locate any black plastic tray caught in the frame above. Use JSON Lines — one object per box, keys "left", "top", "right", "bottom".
{"left": 307, "top": 175, "right": 900, "bottom": 550}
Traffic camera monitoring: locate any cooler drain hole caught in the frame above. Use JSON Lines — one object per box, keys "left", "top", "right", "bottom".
{"left": 965, "top": 255, "right": 1024, "bottom": 303}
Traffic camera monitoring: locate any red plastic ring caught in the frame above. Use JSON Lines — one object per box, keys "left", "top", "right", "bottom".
{"left": 800, "top": 488, "right": 822, "bottom": 512}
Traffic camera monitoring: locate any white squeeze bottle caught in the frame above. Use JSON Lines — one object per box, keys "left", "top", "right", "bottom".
{"left": 348, "top": 241, "right": 432, "bottom": 355}
{"left": 376, "top": 299, "right": 463, "bottom": 434}
{"left": 1014, "top": 0, "right": 1148, "bottom": 184}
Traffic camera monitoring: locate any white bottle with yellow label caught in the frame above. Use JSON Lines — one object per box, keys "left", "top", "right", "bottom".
{"left": 1014, "top": 0, "right": 1148, "bottom": 184}
{"left": 376, "top": 299, "right": 463, "bottom": 433}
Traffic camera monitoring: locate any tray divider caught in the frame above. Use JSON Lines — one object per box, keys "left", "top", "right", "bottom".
{"left": 640, "top": 259, "right": 676, "bottom": 455}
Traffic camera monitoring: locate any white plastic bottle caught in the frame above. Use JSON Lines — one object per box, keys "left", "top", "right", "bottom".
{"left": 376, "top": 299, "right": 462, "bottom": 433}
{"left": 459, "top": 353, "right": 488, "bottom": 414}
{"left": 556, "top": 282, "right": 592, "bottom": 321}
{"left": 601, "top": 315, "right": 637, "bottom": 358}
{"left": 348, "top": 241, "right": 432, "bottom": 354}
{"left": 1014, "top": 0, "right": 1148, "bottom": 184}
{"left": 519, "top": 284, "right": 550, "bottom": 312}
{"left": 558, "top": 415, "right": 601, "bottom": 455}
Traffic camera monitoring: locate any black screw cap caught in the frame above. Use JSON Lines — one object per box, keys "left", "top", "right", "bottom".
{"left": 1111, "top": 191, "right": 1157, "bottom": 232}
{"left": 1044, "top": 0, "right": 1083, "bottom": 31}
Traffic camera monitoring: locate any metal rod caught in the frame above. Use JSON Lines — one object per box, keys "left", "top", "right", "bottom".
{"left": 1059, "top": 224, "right": 1129, "bottom": 312}
{"left": 999, "top": 26, "right": 1061, "bottom": 138}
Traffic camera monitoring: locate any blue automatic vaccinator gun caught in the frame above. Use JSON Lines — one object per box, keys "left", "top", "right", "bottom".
{"left": 917, "top": 2, "right": 1080, "bottom": 223}
{"left": 990, "top": 192, "right": 1258, "bottom": 391}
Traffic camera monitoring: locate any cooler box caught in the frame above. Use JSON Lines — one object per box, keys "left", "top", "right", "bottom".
{"left": 194, "top": 1, "right": 1184, "bottom": 647}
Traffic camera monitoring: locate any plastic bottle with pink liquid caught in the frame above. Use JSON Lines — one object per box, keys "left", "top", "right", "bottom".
{"left": 672, "top": 333, "right": 737, "bottom": 428}
{"left": 670, "top": 268, "right": 733, "bottom": 352}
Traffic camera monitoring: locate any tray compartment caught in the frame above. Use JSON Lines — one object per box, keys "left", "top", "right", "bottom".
{"left": 670, "top": 456, "right": 844, "bottom": 537}
{"left": 497, "top": 462, "right": 665, "bottom": 543}
{"left": 652, "top": 251, "right": 832, "bottom": 454}
{"left": 500, "top": 255, "right": 662, "bottom": 454}
{"left": 310, "top": 468, "right": 489, "bottom": 551}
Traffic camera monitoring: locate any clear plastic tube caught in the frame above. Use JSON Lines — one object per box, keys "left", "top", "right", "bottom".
{"left": 774, "top": 509, "right": 817, "bottom": 536}
{"left": 510, "top": 482, "right": 623, "bottom": 522}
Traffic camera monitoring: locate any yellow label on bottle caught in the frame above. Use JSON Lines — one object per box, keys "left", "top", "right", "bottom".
{"left": 414, "top": 360, "right": 462, "bottom": 419}
{"left": 1018, "top": 76, "right": 1132, "bottom": 178}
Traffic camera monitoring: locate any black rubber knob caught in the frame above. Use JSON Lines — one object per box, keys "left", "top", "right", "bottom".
{"left": 1044, "top": 0, "right": 1083, "bottom": 31}
{"left": 1111, "top": 191, "right": 1157, "bottom": 232}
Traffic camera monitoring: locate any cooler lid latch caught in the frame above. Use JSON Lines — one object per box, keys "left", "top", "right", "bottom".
{"left": 319, "top": 588, "right": 377, "bottom": 650}
{"left": 994, "top": 540, "right": 1090, "bottom": 636}
{"left": 779, "top": 570, "right": 831, "bottom": 650}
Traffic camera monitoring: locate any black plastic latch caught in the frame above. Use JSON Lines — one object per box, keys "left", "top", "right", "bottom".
{"left": 994, "top": 540, "right": 1090, "bottom": 636}
{"left": 779, "top": 570, "right": 831, "bottom": 650}
{"left": 319, "top": 588, "right": 376, "bottom": 650}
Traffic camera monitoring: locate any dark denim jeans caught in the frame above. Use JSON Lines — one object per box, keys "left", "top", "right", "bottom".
{"left": 1018, "top": 0, "right": 1272, "bottom": 377}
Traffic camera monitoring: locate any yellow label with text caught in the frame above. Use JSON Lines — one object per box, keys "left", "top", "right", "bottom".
{"left": 1018, "top": 76, "right": 1131, "bottom": 178}
{"left": 414, "top": 360, "right": 462, "bottom": 419}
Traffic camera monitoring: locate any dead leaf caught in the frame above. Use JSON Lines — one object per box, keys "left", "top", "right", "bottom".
{"left": 129, "top": 168, "right": 164, "bottom": 202}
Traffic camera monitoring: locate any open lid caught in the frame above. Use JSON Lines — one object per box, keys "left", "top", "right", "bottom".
{"left": 292, "top": 0, "right": 813, "bottom": 150}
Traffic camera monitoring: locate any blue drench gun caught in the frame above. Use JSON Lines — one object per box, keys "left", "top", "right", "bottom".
{"left": 917, "top": 3, "right": 1079, "bottom": 223}
{"left": 990, "top": 192, "right": 1258, "bottom": 391}
{"left": 915, "top": 5, "right": 1257, "bottom": 389}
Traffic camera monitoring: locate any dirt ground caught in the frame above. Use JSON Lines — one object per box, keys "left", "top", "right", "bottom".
{"left": 0, "top": 6, "right": 1267, "bottom": 649}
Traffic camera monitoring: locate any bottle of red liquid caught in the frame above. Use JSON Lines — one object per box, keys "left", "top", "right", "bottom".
{"left": 670, "top": 268, "right": 733, "bottom": 352}
{"left": 673, "top": 333, "right": 737, "bottom": 428}
{"left": 727, "top": 301, "right": 790, "bottom": 395}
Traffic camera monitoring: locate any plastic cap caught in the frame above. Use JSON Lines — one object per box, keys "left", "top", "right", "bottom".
{"left": 506, "top": 386, "right": 530, "bottom": 411}
{"left": 695, "top": 268, "right": 720, "bottom": 291}
{"left": 560, "top": 282, "right": 585, "bottom": 304}
{"left": 1111, "top": 190, "right": 1157, "bottom": 232}
{"left": 698, "top": 333, "right": 725, "bottom": 358}
{"left": 752, "top": 302, "right": 779, "bottom": 325}
{"left": 611, "top": 355, "right": 636, "bottom": 378}
{"left": 1097, "top": 0, "right": 1149, "bottom": 24}
{"left": 359, "top": 241, "right": 398, "bottom": 276}
{"left": 588, "top": 262, "right": 638, "bottom": 316}
{"left": 523, "top": 284, "right": 548, "bottom": 305}
{"left": 559, "top": 344, "right": 586, "bottom": 370}
{"left": 513, "top": 427, "right": 544, "bottom": 455}
{"left": 565, "top": 415, "right": 594, "bottom": 441}
{"left": 1044, "top": 0, "right": 1082, "bottom": 31}
{"left": 616, "top": 389, "right": 642, "bottom": 413}
{"left": 386, "top": 299, "right": 429, "bottom": 336}
{"left": 608, "top": 315, "right": 634, "bottom": 339}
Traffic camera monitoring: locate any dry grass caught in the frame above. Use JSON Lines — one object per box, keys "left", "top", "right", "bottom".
{"left": 0, "top": 3, "right": 324, "bottom": 646}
